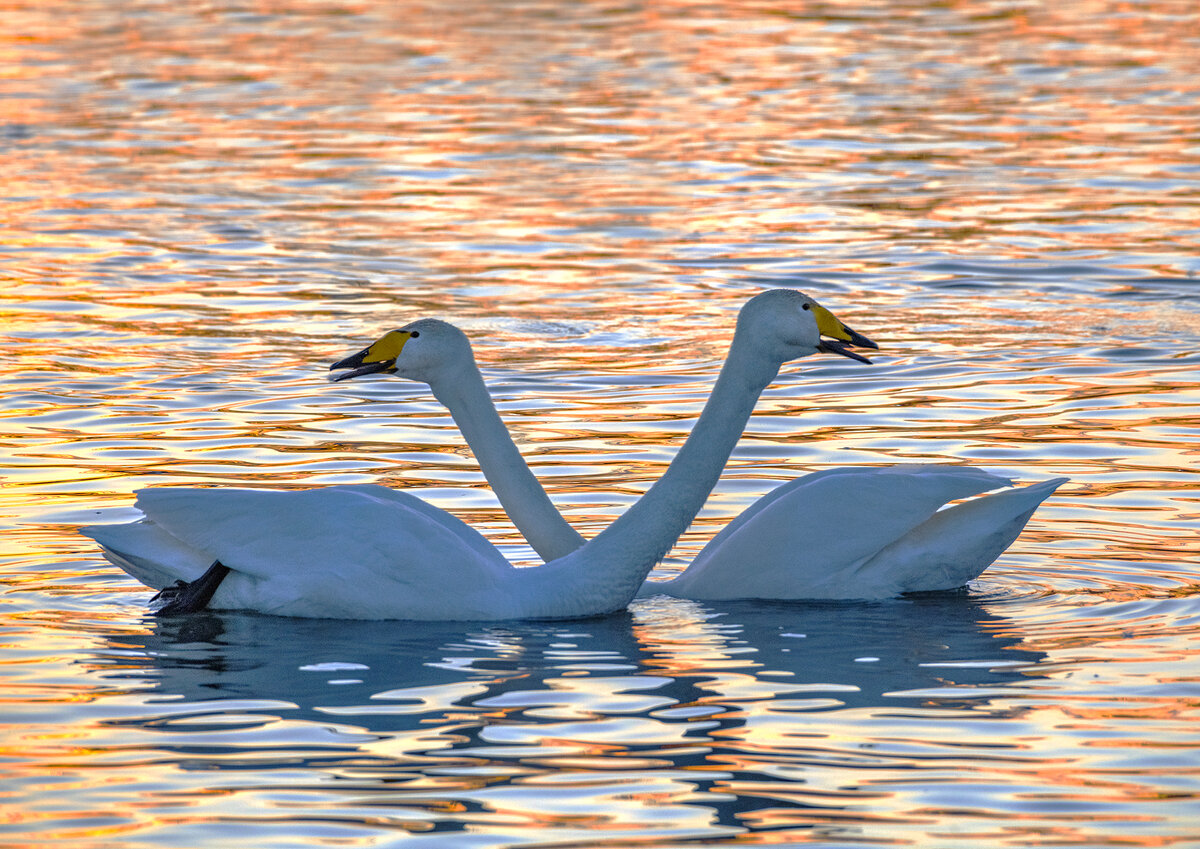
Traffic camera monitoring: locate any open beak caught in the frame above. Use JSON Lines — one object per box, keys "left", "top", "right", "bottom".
{"left": 817, "top": 323, "right": 878, "bottom": 364}
{"left": 329, "top": 347, "right": 396, "bottom": 381}
{"left": 328, "top": 329, "right": 415, "bottom": 382}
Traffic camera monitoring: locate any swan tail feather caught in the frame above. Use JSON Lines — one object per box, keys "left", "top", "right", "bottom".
{"left": 671, "top": 465, "right": 1020, "bottom": 600}
{"left": 695, "top": 464, "right": 1011, "bottom": 566}
{"left": 81, "top": 521, "right": 212, "bottom": 589}
{"left": 856, "top": 477, "right": 1068, "bottom": 592}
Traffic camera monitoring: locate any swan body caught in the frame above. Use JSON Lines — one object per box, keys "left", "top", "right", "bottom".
{"left": 86, "top": 485, "right": 519, "bottom": 619}
{"left": 638, "top": 465, "right": 1067, "bottom": 600}
{"left": 83, "top": 289, "right": 875, "bottom": 620}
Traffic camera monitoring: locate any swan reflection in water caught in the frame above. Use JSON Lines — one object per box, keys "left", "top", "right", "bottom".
{"left": 87, "top": 592, "right": 1043, "bottom": 735}
{"left": 83, "top": 594, "right": 1048, "bottom": 839}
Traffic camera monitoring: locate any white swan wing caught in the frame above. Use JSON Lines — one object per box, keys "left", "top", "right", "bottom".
{"left": 84, "top": 518, "right": 213, "bottom": 589}
{"left": 660, "top": 465, "right": 1030, "bottom": 600}
{"left": 84, "top": 485, "right": 516, "bottom": 619}
{"left": 700, "top": 464, "right": 1010, "bottom": 563}
{"left": 853, "top": 476, "right": 1068, "bottom": 593}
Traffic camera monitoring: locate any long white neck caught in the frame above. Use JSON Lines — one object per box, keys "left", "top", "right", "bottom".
{"left": 511, "top": 326, "right": 783, "bottom": 618}
{"left": 429, "top": 361, "right": 585, "bottom": 562}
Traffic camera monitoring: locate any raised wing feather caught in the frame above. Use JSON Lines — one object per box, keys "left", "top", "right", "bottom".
{"left": 82, "top": 519, "right": 213, "bottom": 589}
{"left": 86, "top": 485, "right": 515, "bottom": 619}
{"left": 853, "top": 477, "right": 1067, "bottom": 593}
{"left": 133, "top": 485, "right": 504, "bottom": 575}
{"left": 665, "top": 465, "right": 1021, "bottom": 600}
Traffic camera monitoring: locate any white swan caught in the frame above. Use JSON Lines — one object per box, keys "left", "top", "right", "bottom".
{"left": 318, "top": 314, "right": 1065, "bottom": 601}
{"left": 82, "top": 288, "right": 874, "bottom": 620}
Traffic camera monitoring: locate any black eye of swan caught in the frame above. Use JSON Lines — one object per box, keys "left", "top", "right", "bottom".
{"left": 410, "top": 331, "right": 420, "bottom": 338}
{"left": 802, "top": 303, "right": 810, "bottom": 311}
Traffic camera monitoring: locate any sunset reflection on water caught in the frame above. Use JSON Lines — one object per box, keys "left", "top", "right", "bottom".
{"left": 1, "top": 1, "right": 1199, "bottom": 847}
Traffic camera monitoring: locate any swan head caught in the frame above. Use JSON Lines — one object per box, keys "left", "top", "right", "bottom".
{"left": 740, "top": 289, "right": 878, "bottom": 365}
{"left": 329, "top": 318, "right": 474, "bottom": 384}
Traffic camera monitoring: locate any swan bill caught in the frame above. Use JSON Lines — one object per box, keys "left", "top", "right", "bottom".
{"left": 329, "top": 353, "right": 396, "bottom": 381}
{"left": 330, "top": 329, "right": 415, "bottom": 381}
{"left": 810, "top": 303, "right": 878, "bottom": 363}
{"left": 835, "top": 323, "right": 878, "bottom": 352}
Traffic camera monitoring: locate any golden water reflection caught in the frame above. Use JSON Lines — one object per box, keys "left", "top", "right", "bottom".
{"left": 8, "top": 592, "right": 1193, "bottom": 847}
{"left": 2, "top": 0, "right": 1198, "bottom": 291}
{"left": 2, "top": 0, "right": 1199, "bottom": 846}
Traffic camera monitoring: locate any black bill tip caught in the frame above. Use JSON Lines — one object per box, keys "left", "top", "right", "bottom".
{"left": 817, "top": 339, "right": 874, "bottom": 364}
{"left": 841, "top": 324, "right": 879, "bottom": 351}
{"left": 329, "top": 348, "right": 396, "bottom": 382}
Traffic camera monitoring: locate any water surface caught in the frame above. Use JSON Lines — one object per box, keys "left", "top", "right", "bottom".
{"left": 2, "top": 1, "right": 1198, "bottom": 846}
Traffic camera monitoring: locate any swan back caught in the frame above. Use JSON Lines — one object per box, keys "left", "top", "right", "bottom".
{"left": 665, "top": 465, "right": 1024, "bottom": 600}
{"left": 105, "top": 485, "right": 517, "bottom": 619}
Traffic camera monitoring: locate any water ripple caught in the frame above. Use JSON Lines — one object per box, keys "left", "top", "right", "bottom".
{"left": 2, "top": 0, "right": 1199, "bottom": 846}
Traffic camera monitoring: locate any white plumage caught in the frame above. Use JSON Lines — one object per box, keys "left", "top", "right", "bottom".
{"left": 84, "top": 289, "right": 881, "bottom": 620}
{"left": 86, "top": 485, "right": 513, "bottom": 619}
{"left": 642, "top": 465, "right": 1066, "bottom": 600}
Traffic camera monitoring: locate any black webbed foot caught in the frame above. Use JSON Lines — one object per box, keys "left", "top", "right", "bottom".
{"left": 150, "top": 580, "right": 188, "bottom": 604}
{"left": 151, "top": 560, "right": 231, "bottom": 616}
